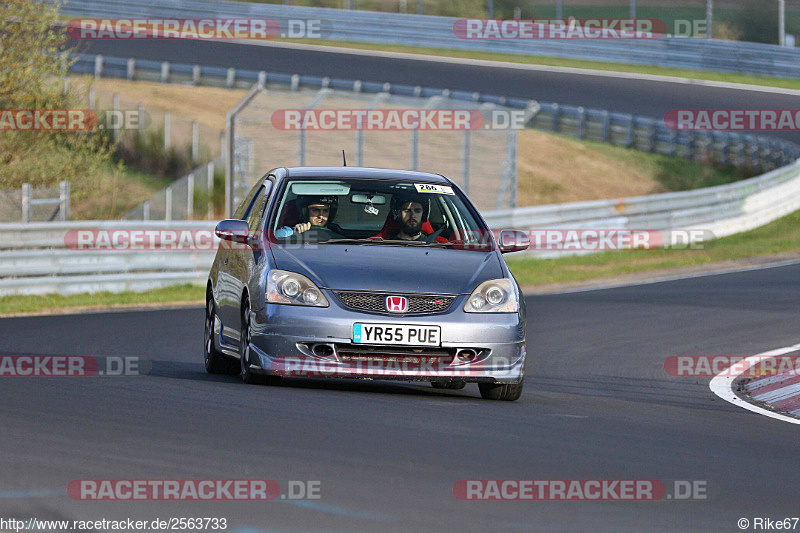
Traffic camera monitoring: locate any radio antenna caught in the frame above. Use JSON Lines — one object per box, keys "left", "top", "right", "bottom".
{"left": 342, "top": 150, "right": 347, "bottom": 166}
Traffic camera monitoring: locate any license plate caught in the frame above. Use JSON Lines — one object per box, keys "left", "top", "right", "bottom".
{"left": 353, "top": 324, "right": 441, "bottom": 346}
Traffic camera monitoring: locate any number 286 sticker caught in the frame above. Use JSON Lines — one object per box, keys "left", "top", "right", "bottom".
{"left": 415, "top": 183, "right": 455, "bottom": 195}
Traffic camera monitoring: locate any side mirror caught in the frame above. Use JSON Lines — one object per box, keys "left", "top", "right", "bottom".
{"left": 215, "top": 219, "right": 250, "bottom": 243}
{"left": 498, "top": 230, "right": 530, "bottom": 253}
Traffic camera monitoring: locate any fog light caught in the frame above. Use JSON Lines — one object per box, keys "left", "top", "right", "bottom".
{"left": 303, "top": 288, "right": 321, "bottom": 304}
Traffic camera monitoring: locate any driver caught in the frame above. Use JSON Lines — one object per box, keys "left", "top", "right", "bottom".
{"left": 388, "top": 193, "right": 430, "bottom": 241}
{"left": 275, "top": 195, "right": 343, "bottom": 237}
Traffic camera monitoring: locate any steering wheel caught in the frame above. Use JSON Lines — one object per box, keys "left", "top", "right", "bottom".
{"left": 301, "top": 226, "right": 346, "bottom": 242}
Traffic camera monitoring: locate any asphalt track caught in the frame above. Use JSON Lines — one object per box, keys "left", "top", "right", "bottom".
{"left": 68, "top": 39, "right": 800, "bottom": 144}
{"left": 1, "top": 262, "right": 798, "bottom": 532}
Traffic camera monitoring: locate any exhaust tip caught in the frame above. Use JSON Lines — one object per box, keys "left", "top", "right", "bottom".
{"left": 312, "top": 344, "right": 334, "bottom": 357}
{"left": 456, "top": 348, "right": 477, "bottom": 360}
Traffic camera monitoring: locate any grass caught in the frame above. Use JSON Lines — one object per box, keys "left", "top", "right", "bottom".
{"left": 506, "top": 208, "right": 800, "bottom": 286}
{"left": 0, "top": 284, "right": 204, "bottom": 316}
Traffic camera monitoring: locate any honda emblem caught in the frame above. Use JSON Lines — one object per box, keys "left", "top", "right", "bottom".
{"left": 385, "top": 296, "right": 408, "bottom": 313}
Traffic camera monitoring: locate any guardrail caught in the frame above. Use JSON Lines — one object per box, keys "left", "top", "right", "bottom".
{"left": 2, "top": 159, "right": 799, "bottom": 295}
{"left": 57, "top": 0, "right": 800, "bottom": 78}
{"left": 0, "top": 221, "right": 215, "bottom": 295}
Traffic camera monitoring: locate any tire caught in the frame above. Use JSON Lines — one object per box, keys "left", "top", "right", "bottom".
{"left": 204, "top": 297, "right": 236, "bottom": 374}
{"left": 478, "top": 378, "right": 524, "bottom": 401}
{"left": 431, "top": 381, "right": 466, "bottom": 390}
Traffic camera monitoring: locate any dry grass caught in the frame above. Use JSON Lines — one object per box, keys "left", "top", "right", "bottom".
{"left": 70, "top": 76, "right": 733, "bottom": 211}
{"left": 516, "top": 130, "right": 666, "bottom": 205}
{"left": 71, "top": 76, "right": 245, "bottom": 131}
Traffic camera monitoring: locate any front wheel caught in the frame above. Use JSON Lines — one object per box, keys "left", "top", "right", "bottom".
{"left": 478, "top": 379, "right": 524, "bottom": 401}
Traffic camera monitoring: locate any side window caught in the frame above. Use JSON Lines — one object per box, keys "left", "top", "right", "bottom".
{"left": 234, "top": 182, "right": 262, "bottom": 220}
{"left": 247, "top": 186, "right": 269, "bottom": 234}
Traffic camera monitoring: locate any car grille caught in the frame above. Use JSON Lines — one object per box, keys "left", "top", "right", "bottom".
{"left": 333, "top": 291, "right": 456, "bottom": 315}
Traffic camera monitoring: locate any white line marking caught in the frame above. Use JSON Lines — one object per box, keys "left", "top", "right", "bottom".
{"left": 709, "top": 342, "right": 800, "bottom": 425}
{"left": 228, "top": 39, "right": 800, "bottom": 96}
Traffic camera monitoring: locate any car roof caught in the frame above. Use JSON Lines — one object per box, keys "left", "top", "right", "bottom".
{"left": 274, "top": 166, "right": 452, "bottom": 184}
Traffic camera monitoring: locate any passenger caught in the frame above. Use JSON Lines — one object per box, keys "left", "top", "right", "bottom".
{"left": 388, "top": 194, "right": 429, "bottom": 241}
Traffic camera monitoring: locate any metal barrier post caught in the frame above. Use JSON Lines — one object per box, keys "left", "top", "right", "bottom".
{"left": 21, "top": 183, "right": 31, "bottom": 223}
{"left": 59, "top": 181, "right": 70, "bottom": 221}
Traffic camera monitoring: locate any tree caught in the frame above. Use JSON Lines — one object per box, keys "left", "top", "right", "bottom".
{"left": 0, "top": 0, "right": 118, "bottom": 215}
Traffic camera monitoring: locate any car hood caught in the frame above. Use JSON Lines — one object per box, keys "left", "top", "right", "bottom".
{"left": 270, "top": 244, "right": 503, "bottom": 294}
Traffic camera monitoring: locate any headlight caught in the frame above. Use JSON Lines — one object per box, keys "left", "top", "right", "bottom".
{"left": 267, "top": 270, "right": 329, "bottom": 307}
{"left": 464, "top": 278, "right": 518, "bottom": 313}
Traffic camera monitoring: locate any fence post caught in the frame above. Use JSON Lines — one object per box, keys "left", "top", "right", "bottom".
{"left": 298, "top": 127, "right": 306, "bottom": 166}
{"left": 355, "top": 128, "right": 364, "bottom": 166}
{"left": 291, "top": 74, "right": 300, "bottom": 91}
{"left": 59, "top": 181, "right": 70, "bottom": 221}
{"left": 63, "top": 76, "right": 70, "bottom": 95}
{"left": 188, "top": 173, "right": 195, "bottom": 219}
{"left": 193, "top": 65, "right": 201, "bottom": 85}
{"left": 160, "top": 61, "right": 170, "bottom": 83}
{"left": 138, "top": 103, "right": 145, "bottom": 138}
{"left": 94, "top": 54, "right": 103, "bottom": 78}
{"left": 226, "top": 68, "right": 236, "bottom": 89}
{"left": 601, "top": 110, "right": 610, "bottom": 143}
{"left": 577, "top": 107, "right": 586, "bottom": 139}
{"left": 89, "top": 87, "right": 96, "bottom": 109}
{"left": 165, "top": 187, "right": 173, "bottom": 221}
{"left": 192, "top": 120, "right": 199, "bottom": 165}
{"left": 164, "top": 111, "right": 171, "bottom": 151}
{"left": 410, "top": 129, "right": 419, "bottom": 171}
{"left": 21, "top": 183, "right": 31, "bottom": 223}
{"left": 143, "top": 201, "right": 150, "bottom": 221}
{"left": 127, "top": 57, "right": 135, "bottom": 80}
{"left": 112, "top": 94, "right": 120, "bottom": 143}
{"left": 207, "top": 161, "right": 215, "bottom": 219}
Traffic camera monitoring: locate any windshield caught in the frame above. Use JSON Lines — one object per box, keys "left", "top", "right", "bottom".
{"left": 270, "top": 177, "right": 492, "bottom": 250}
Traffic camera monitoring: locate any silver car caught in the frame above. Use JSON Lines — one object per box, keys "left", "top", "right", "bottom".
{"left": 204, "top": 167, "right": 529, "bottom": 400}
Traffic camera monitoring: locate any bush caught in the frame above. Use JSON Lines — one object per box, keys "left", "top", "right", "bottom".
{"left": 736, "top": 0, "right": 779, "bottom": 44}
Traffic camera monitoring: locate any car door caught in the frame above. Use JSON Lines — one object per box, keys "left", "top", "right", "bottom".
{"left": 217, "top": 183, "right": 264, "bottom": 346}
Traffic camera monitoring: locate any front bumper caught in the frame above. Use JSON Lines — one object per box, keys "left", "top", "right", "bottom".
{"left": 247, "top": 294, "right": 526, "bottom": 384}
